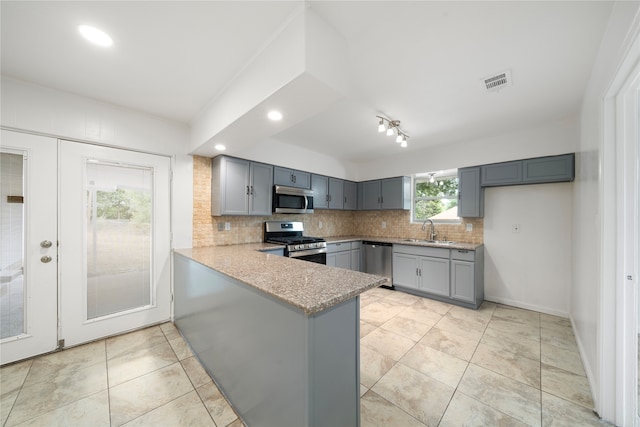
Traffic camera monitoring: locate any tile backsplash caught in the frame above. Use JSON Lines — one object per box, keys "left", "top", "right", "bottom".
{"left": 193, "top": 155, "right": 483, "bottom": 247}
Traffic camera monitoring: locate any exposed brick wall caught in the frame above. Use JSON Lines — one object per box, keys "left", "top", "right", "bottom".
{"left": 192, "top": 155, "right": 483, "bottom": 247}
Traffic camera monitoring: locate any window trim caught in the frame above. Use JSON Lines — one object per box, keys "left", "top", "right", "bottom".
{"left": 411, "top": 172, "right": 461, "bottom": 224}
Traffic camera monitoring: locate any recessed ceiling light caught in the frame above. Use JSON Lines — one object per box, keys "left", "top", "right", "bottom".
{"left": 214, "top": 144, "right": 226, "bottom": 151}
{"left": 78, "top": 25, "right": 113, "bottom": 47}
{"left": 267, "top": 111, "right": 283, "bottom": 121}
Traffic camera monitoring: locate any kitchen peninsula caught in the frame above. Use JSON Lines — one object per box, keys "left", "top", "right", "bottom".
{"left": 173, "top": 244, "right": 388, "bottom": 427}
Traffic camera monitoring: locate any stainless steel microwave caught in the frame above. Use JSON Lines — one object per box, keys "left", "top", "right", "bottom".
{"left": 273, "top": 185, "right": 314, "bottom": 214}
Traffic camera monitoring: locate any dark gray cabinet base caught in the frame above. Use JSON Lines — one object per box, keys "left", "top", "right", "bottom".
{"left": 174, "top": 253, "right": 360, "bottom": 427}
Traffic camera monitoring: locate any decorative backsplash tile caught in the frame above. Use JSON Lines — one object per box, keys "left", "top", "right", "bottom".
{"left": 193, "top": 155, "right": 483, "bottom": 247}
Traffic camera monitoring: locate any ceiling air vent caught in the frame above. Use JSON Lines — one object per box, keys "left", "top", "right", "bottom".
{"left": 482, "top": 69, "right": 512, "bottom": 92}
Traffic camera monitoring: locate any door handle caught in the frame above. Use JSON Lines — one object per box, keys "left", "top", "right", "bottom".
{"left": 41, "top": 255, "right": 52, "bottom": 263}
{"left": 40, "top": 240, "right": 53, "bottom": 248}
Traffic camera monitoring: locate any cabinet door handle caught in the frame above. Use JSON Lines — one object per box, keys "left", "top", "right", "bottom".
{"left": 246, "top": 185, "right": 250, "bottom": 195}
{"left": 457, "top": 250, "right": 469, "bottom": 254}
{"left": 344, "top": 196, "right": 347, "bottom": 203}
{"left": 381, "top": 196, "right": 384, "bottom": 204}
{"left": 250, "top": 186, "right": 254, "bottom": 195}
{"left": 326, "top": 195, "right": 329, "bottom": 202}
{"left": 329, "top": 194, "right": 332, "bottom": 202}
{"left": 416, "top": 268, "right": 419, "bottom": 276}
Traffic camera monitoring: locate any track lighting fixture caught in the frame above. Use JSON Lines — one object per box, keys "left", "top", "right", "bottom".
{"left": 376, "top": 115, "right": 409, "bottom": 148}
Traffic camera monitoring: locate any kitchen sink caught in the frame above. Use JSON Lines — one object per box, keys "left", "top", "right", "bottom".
{"left": 401, "top": 239, "right": 456, "bottom": 245}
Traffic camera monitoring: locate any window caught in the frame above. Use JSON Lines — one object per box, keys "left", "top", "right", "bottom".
{"left": 413, "top": 170, "right": 459, "bottom": 223}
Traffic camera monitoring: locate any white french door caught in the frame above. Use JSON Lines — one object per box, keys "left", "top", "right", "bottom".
{"left": 0, "top": 131, "right": 58, "bottom": 364}
{"left": 0, "top": 131, "right": 172, "bottom": 364}
{"left": 58, "top": 140, "right": 171, "bottom": 347}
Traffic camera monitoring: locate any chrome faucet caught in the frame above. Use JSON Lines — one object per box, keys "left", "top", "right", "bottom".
{"left": 421, "top": 219, "right": 436, "bottom": 241}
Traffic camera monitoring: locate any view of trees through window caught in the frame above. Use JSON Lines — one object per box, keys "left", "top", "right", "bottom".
{"left": 96, "top": 188, "right": 151, "bottom": 225}
{"left": 414, "top": 173, "right": 459, "bottom": 222}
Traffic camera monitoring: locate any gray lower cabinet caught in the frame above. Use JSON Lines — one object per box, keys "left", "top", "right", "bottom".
{"left": 393, "top": 244, "right": 484, "bottom": 309}
{"left": 392, "top": 245, "right": 449, "bottom": 296}
{"left": 262, "top": 248, "right": 285, "bottom": 256}
{"left": 211, "top": 156, "right": 273, "bottom": 216}
{"left": 274, "top": 166, "right": 311, "bottom": 189}
{"left": 351, "top": 248, "right": 361, "bottom": 272}
{"left": 326, "top": 241, "right": 361, "bottom": 271}
{"left": 458, "top": 167, "right": 484, "bottom": 218}
{"left": 450, "top": 248, "right": 484, "bottom": 306}
{"left": 358, "top": 176, "right": 411, "bottom": 210}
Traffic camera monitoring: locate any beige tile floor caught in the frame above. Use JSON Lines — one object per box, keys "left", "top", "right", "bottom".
{"left": 1, "top": 288, "right": 607, "bottom": 426}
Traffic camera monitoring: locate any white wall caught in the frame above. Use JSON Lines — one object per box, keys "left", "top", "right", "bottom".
{"left": 484, "top": 183, "right": 572, "bottom": 316}
{"left": 356, "top": 115, "right": 579, "bottom": 317}
{"left": 0, "top": 76, "right": 193, "bottom": 248}
{"left": 354, "top": 116, "right": 579, "bottom": 181}
{"left": 572, "top": 2, "right": 640, "bottom": 422}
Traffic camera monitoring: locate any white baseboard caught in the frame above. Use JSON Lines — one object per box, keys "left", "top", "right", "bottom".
{"left": 484, "top": 296, "right": 569, "bottom": 318}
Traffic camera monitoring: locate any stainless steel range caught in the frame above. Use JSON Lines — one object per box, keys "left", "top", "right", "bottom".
{"left": 264, "top": 221, "right": 327, "bottom": 264}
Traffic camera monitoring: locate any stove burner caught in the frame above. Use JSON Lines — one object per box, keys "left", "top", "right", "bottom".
{"left": 264, "top": 221, "right": 327, "bottom": 256}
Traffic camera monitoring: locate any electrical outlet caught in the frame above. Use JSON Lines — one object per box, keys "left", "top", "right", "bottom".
{"left": 381, "top": 221, "right": 387, "bottom": 229}
{"left": 466, "top": 223, "right": 473, "bottom": 232}
{"left": 512, "top": 224, "right": 521, "bottom": 233}
{"left": 319, "top": 221, "right": 323, "bottom": 229}
{"left": 225, "top": 222, "right": 231, "bottom": 231}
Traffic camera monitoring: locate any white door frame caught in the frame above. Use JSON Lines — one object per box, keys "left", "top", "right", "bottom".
{"left": 0, "top": 131, "right": 58, "bottom": 365}
{"left": 601, "top": 26, "right": 640, "bottom": 426}
{"left": 58, "top": 140, "right": 172, "bottom": 348}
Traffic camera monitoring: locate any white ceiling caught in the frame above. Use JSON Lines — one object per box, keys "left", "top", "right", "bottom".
{"left": 1, "top": 1, "right": 613, "bottom": 164}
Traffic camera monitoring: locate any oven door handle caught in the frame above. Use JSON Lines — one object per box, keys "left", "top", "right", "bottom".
{"left": 289, "top": 247, "right": 327, "bottom": 258}
{"left": 304, "top": 195, "right": 309, "bottom": 213}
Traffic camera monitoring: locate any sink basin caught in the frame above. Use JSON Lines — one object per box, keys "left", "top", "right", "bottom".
{"left": 402, "top": 239, "right": 456, "bottom": 245}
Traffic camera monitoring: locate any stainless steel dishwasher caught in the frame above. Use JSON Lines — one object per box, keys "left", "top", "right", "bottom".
{"left": 362, "top": 241, "right": 394, "bottom": 289}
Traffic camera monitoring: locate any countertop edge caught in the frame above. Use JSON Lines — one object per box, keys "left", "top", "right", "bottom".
{"left": 174, "top": 246, "right": 388, "bottom": 316}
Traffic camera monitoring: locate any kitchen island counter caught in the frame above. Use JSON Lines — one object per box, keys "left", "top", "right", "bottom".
{"left": 173, "top": 244, "right": 387, "bottom": 427}
{"left": 174, "top": 244, "right": 387, "bottom": 316}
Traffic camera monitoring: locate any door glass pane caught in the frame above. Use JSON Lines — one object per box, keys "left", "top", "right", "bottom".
{"left": 0, "top": 152, "right": 25, "bottom": 339}
{"left": 86, "top": 161, "right": 153, "bottom": 320}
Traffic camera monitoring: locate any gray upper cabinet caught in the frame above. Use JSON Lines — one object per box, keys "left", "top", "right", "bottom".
{"left": 274, "top": 166, "right": 311, "bottom": 189}
{"left": 481, "top": 161, "right": 522, "bottom": 186}
{"left": 480, "top": 153, "right": 575, "bottom": 187}
{"left": 522, "top": 154, "right": 574, "bottom": 183}
{"left": 343, "top": 181, "right": 357, "bottom": 210}
{"left": 328, "top": 178, "right": 344, "bottom": 209}
{"left": 211, "top": 156, "right": 273, "bottom": 216}
{"left": 359, "top": 177, "right": 411, "bottom": 210}
{"left": 248, "top": 162, "right": 273, "bottom": 215}
{"left": 311, "top": 174, "right": 329, "bottom": 209}
{"left": 457, "top": 167, "right": 484, "bottom": 218}
{"left": 311, "top": 175, "right": 347, "bottom": 210}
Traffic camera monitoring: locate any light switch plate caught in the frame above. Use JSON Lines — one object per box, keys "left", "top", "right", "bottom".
{"left": 381, "top": 221, "right": 387, "bottom": 229}
{"left": 466, "top": 223, "right": 473, "bottom": 232}
{"left": 225, "top": 222, "right": 231, "bottom": 231}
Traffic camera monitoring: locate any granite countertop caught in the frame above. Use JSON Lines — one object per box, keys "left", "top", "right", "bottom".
{"left": 324, "top": 236, "right": 482, "bottom": 251}
{"left": 174, "top": 244, "right": 389, "bottom": 316}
